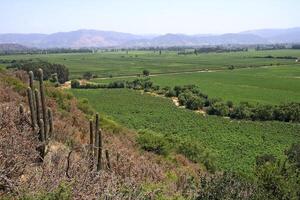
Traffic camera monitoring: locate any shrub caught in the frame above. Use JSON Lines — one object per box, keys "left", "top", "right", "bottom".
{"left": 197, "top": 172, "right": 255, "bottom": 199}
{"left": 71, "top": 80, "right": 80, "bottom": 88}
{"left": 137, "top": 130, "right": 170, "bottom": 155}
{"left": 251, "top": 104, "right": 274, "bottom": 121}
{"left": 165, "top": 89, "right": 176, "bottom": 97}
{"left": 186, "top": 96, "right": 205, "bottom": 110}
{"left": 226, "top": 100, "right": 234, "bottom": 108}
{"left": 207, "top": 102, "right": 230, "bottom": 116}
{"left": 77, "top": 98, "right": 94, "bottom": 116}
{"left": 143, "top": 69, "right": 150, "bottom": 76}
{"left": 178, "top": 138, "right": 216, "bottom": 172}
{"left": 256, "top": 154, "right": 277, "bottom": 166}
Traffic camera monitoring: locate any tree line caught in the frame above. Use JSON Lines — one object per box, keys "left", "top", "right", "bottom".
{"left": 8, "top": 60, "right": 69, "bottom": 84}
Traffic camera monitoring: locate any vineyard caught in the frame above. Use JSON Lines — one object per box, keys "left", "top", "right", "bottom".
{"left": 72, "top": 89, "right": 300, "bottom": 175}
{"left": 1, "top": 49, "right": 300, "bottom": 78}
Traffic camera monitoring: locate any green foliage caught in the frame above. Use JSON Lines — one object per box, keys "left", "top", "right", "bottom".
{"left": 165, "top": 89, "right": 176, "bottom": 97}
{"left": 137, "top": 130, "right": 171, "bottom": 155}
{"left": 72, "top": 89, "right": 300, "bottom": 175}
{"left": 207, "top": 102, "right": 229, "bottom": 116}
{"left": 76, "top": 98, "right": 94, "bottom": 116}
{"left": 197, "top": 172, "right": 255, "bottom": 200}
{"left": 142, "top": 69, "right": 150, "bottom": 76}
{"left": 10, "top": 60, "right": 69, "bottom": 84}
{"left": 0, "top": 75, "right": 27, "bottom": 93}
{"left": 46, "top": 86, "right": 73, "bottom": 112}
{"left": 70, "top": 80, "right": 80, "bottom": 88}
{"left": 177, "top": 139, "right": 216, "bottom": 172}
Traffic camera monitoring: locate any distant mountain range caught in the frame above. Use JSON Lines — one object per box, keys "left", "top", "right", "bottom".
{"left": 0, "top": 27, "right": 300, "bottom": 48}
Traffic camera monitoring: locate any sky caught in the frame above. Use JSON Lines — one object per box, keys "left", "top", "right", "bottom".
{"left": 1, "top": 0, "right": 300, "bottom": 35}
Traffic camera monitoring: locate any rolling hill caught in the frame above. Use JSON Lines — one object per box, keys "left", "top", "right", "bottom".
{"left": 0, "top": 27, "right": 300, "bottom": 48}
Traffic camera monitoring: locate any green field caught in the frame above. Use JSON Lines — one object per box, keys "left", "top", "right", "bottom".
{"left": 1, "top": 49, "right": 300, "bottom": 78}
{"left": 93, "top": 65, "right": 300, "bottom": 104}
{"left": 4, "top": 49, "right": 300, "bottom": 174}
{"left": 72, "top": 89, "right": 300, "bottom": 174}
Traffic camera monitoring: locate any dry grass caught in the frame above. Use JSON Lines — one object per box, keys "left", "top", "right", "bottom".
{"left": 0, "top": 71, "right": 201, "bottom": 199}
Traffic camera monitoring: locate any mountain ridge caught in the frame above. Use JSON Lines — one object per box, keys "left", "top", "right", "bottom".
{"left": 1, "top": 27, "right": 300, "bottom": 48}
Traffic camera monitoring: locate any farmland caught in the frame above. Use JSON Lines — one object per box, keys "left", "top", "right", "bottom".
{"left": 72, "top": 88, "right": 300, "bottom": 175}
{"left": 93, "top": 65, "right": 300, "bottom": 104}
{"left": 3, "top": 49, "right": 300, "bottom": 174}
{"left": 1, "top": 49, "right": 300, "bottom": 78}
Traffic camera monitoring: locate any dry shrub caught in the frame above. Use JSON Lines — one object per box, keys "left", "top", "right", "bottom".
{"left": 0, "top": 72, "right": 201, "bottom": 199}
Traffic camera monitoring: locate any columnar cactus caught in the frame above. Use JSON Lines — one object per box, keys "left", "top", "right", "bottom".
{"left": 95, "top": 113, "right": 103, "bottom": 171}
{"left": 38, "top": 69, "right": 48, "bottom": 139}
{"left": 94, "top": 113, "right": 99, "bottom": 162}
{"left": 97, "top": 128, "right": 102, "bottom": 171}
{"left": 89, "top": 119, "right": 94, "bottom": 170}
{"left": 29, "top": 71, "right": 36, "bottom": 110}
{"left": 27, "top": 87, "right": 36, "bottom": 130}
{"left": 34, "top": 89, "right": 41, "bottom": 131}
{"left": 47, "top": 108, "right": 53, "bottom": 137}
{"left": 38, "top": 119, "right": 45, "bottom": 159}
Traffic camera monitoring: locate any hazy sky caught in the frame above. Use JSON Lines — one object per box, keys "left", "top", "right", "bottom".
{"left": 1, "top": 0, "right": 300, "bottom": 34}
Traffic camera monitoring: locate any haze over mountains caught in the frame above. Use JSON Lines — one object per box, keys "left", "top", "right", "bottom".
{"left": 1, "top": 27, "right": 300, "bottom": 48}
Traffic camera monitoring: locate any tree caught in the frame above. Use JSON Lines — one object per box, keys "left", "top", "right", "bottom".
{"left": 142, "top": 70, "right": 150, "bottom": 76}
{"left": 83, "top": 72, "right": 93, "bottom": 80}
{"left": 71, "top": 80, "right": 80, "bottom": 88}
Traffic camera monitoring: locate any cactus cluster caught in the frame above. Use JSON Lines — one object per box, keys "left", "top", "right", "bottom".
{"left": 26, "top": 69, "right": 54, "bottom": 160}
{"left": 89, "top": 113, "right": 111, "bottom": 172}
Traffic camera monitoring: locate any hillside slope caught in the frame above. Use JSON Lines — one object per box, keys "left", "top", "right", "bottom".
{"left": 0, "top": 70, "right": 201, "bottom": 199}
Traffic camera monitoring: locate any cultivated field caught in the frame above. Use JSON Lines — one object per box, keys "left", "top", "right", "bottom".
{"left": 1, "top": 49, "right": 300, "bottom": 78}
{"left": 2, "top": 49, "right": 300, "bottom": 175}
{"left": 93, "top": 65, "right": 300, "bottom": 104}
{"left": 72, "top": 89, "right": 300, "bottom": 175}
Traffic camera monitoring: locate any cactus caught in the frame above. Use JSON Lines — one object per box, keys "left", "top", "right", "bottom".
{"left": 105, "top": 149, "right": 111, "bottom": 170}
{"left": 97, "top": 128, "right": 102, "bottom": 171}
{"left": 89, "top": 119, "right": 94, "bottom": 170}
{"left": 29, "top": 71, "right": 36, "bottom": 111}
{"left": 38, "top": 119, "right": 45, "bottom": 160}
{"left": 27, "top": 87, "right": 36, "bottom": 130}
{"left": 34, "top": 89, "right": 41, "bottom": 126}
{"left": 38, "top": 69, "right": 48, "bottom": 139}
{"left": 47, "top": 108, "right": 53, "bottom": 138}
{"left": 94, "top": 113, "right": 99, "bottom": 165}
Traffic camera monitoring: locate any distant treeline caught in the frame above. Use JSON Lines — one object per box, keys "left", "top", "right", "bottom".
{"left": 253, "top": 55, "right": 298, "bottom": 59}
{"left": 8, "top": 60, "right": 69, "bottom": 83}
{"left": 178, "top": 47, "right": 248, "bottom": 55}
{"left": 0, "top": 47, "right": 94, "bottom": 55}
{"left": 71, "top": 79, "right": 300, "bottom": 123}
{"left": 292, "top": 44, "right": 300, "bottom": 49}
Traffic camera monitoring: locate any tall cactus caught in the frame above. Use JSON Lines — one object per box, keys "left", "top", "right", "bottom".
{"left": 27, "top": 87, "right": 36, "bottom": 130}
{"left": 94, "top": 113, "right": 99, "bottom": 163}
{"left": 34, "top": 89, "right": 41, "bottom": 132}
{"left": 94, "top": 113, "right": 103, "bottom": 171}
{"left": 38, "top": 69, "right": 48, "bottom": 139}
{"left": 89, "top": 119, "right": 94, "bottom": 170}
{"left": 47, "top": 108, "right": 53, "bottom": 138}
{"left": 38, "top": 119, "right": 45, "bottom": 160}
{"left": 28, "top": 71, "right": 36, "bottom": 111}
{"left": 97, "top": 128, "right": 102, "bottom": 171}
